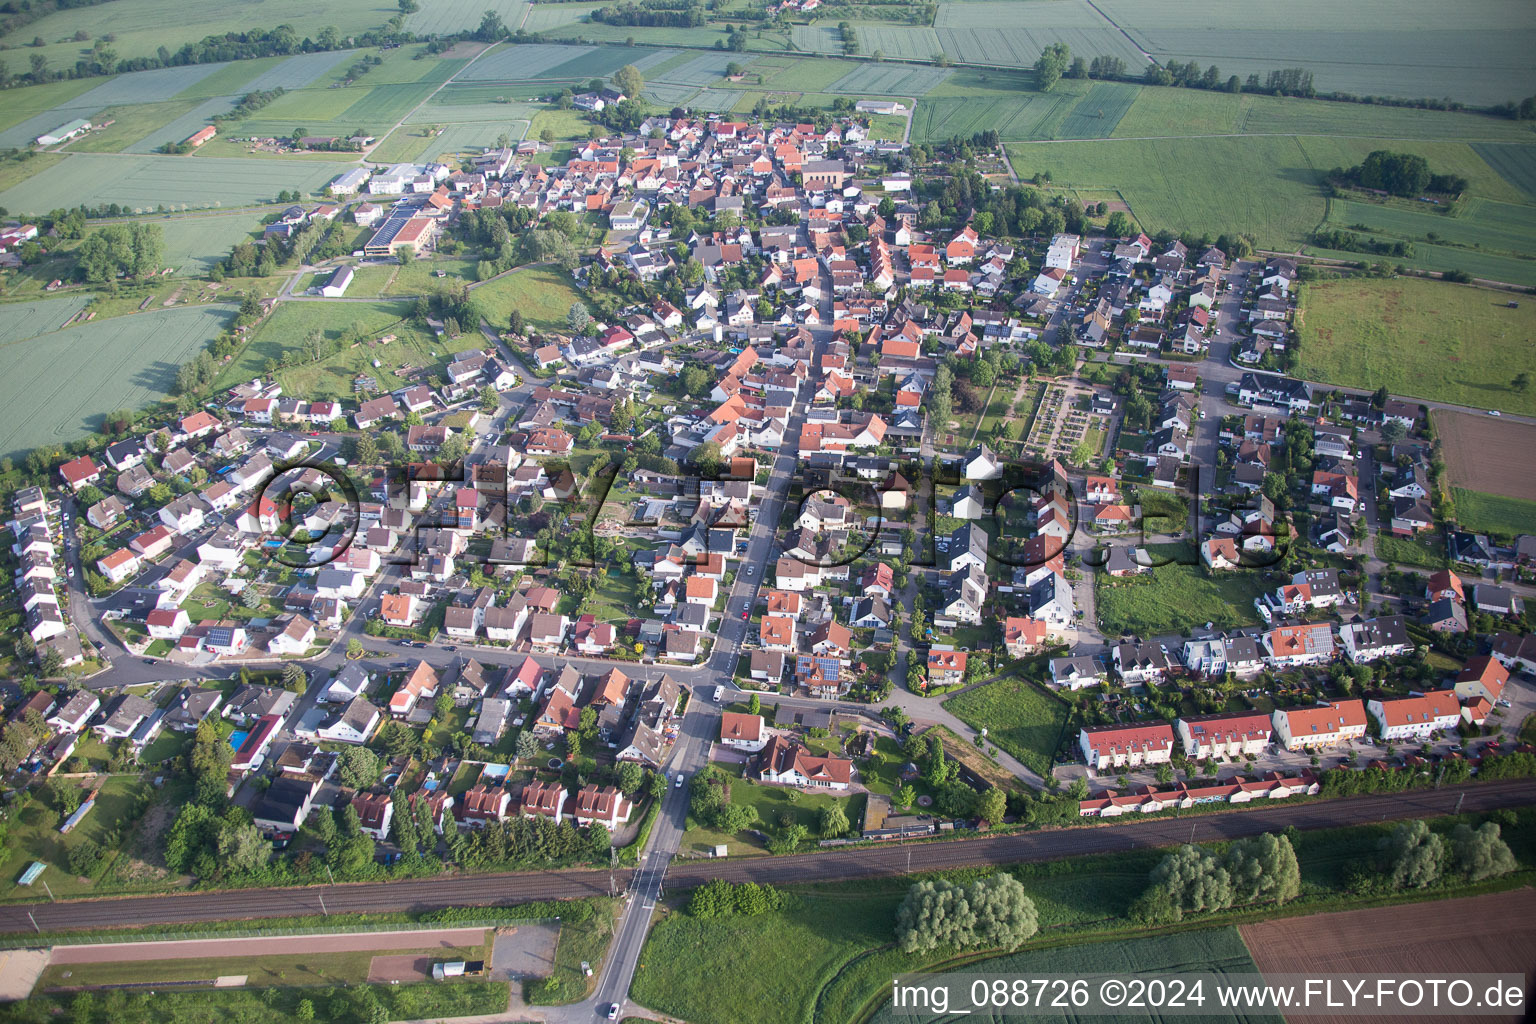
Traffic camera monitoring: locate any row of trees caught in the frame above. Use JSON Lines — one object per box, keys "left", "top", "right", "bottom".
{"left": 1334, "top": 150, "right": 1469, "bottom": 197}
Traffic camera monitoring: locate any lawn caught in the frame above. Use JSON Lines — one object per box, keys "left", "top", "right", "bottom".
{"left": 529, "top": 899, "right": 619, "bottom": 1005}
{"left": 471, "top": 265, "right": 586, "bottom": 334}
{"left": 943, "top": 676, "right": 1071, "bottom": 776}
{"left": 1294, "top": 277, "right": 1536, "bottom": 417}
{"left": 1094, "top": 542, "right": 1270, "bottom": 636}
{"left": 214, "top": 299, "right": 482, "bottom": 401}
{"left": 33, "top": 939, "right": 489, "bottom": 990}
{"left": 0, "top": 301, "right": 236, "bottom": 463}
{"left": 680, "top": 775, "right": 862, "bottom": 856}
{"left": 1451, "top": 488, "right": 1536, "bottom": 539}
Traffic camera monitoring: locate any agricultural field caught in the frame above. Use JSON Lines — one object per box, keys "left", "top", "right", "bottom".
{"left": 0, "top": 301, "right": 235, "bottom": 460}
{"left": 1434, "top": 409, "right": 1536, "bottom": 504}
{"left": 1007, "top": 135, "right": 1325, "bottom": 246}
{"left": 407, "top": 0, "right": 528, "bottom": 35}
{"left": 914, "top": 91, "right": 1079, "bottom": 143}
{"left": 943, "top": 676, "right": 1071, "bottom": 776}
{"left": 870, "top": 927, "right": 1279, "bottom": 1024}
{"left": 522, "top": 3, "right": 602, "bottom": 32}
{"left": 214, "top": 299, "right": 479, "bottom": 401}
{"left": 1056, "top": 81, "right": 1139, "bottom": 139}
{"left": 1296, "top": 278, "right": 1536, "bottom": 418}
{"left": 826, "top": 63, "right": 953, "bottom": 97}
{"left": 652, "top": 51, "right": 751, "bottom": 87}
{"left": 1450, "top": 488, "right": 1536, "bottom": 538}
{"left": 0, "top": 63, "right": 227, "bottom": 149}
{"left": 1241, "top": 890, "right": 1536, "bottom": 996}
{"left": 471, "top": 265, "right": 585, "bottom": 333}
{"left": 151, "top": 211, "right": 267, "bottom": 274}
{"left": 1094, "top": 542, "right": 1270, "bottom": 636}
{"left": 121, "top": 97, "right": 241, "bottom": 154}
{"left": 1473, "top": 143, "right": 1536, "bottom": 201}
{"left": 1094, "top": 0, "right": 1536, "bottom": 106}
{"left": 0, "top": 0, "right": 394, "bottom": 78}
{"left": 456, "top": 42, "right": 665, "bottom": 84}
{"left": 0, "top": 152, "right": 352, "bottom": 215}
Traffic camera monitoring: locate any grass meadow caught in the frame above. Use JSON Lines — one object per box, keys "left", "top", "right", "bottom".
{"left": 1094, "top": 542, "right": 1270, "bottom": 636}
{"left": 943, "top": 676, "right": 1072, "bottom": 776}
{"left": 1295, "top": 277, "right": 1536, "bottom": 416}
{"left": 1451, "top": 488, "right": 1536, "bottom": 539}
{"left": 471, "top": 265, "right": 586, "bottom": 333}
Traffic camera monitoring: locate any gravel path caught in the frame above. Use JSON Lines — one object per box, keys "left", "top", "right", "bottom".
{"left": 49, "top": 927, "right": 489, "bottom": 965}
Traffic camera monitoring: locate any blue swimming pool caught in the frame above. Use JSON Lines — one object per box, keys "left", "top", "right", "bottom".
{"left": 228, "top": 730, "right": 248, "bottom": 751}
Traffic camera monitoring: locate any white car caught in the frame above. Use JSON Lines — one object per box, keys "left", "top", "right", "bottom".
{"left": 745, "top": 564, "right": 755, "bottom": 577}
{"left": 1488, "top": 410, "right": 1502, "bottom": 416}
{"left": 674, "top": 773, "right": 685, "bottom": 788}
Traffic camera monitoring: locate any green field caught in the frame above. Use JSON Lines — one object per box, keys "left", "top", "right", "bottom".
{"left": 149, "top": 212, "right": 265, "bottom": 273}
{"left": 522, "top": 3, "right": 601, "bottom": 32}
{"left": 15, "top": 980, "right": 509, "bottom": 1024}
{"left": 0, "top": 0, "right": 394, "bottom": 79}
{"left": 0, "top": 152, "right": 352, "bottom": 215}
{"left": 1452, "top": 488, "right": 1536, "bottom": 538}
{"left": 915, "top": 92, "right": 1079, "bottom": 143}
{"left": 0, "top": 300, "right": 235, "bottom": 460}
{"left": 216, "top": 299, "right": 479, "bottom": 401}
{"left": 826, "top": 63, "right": 953, "bottom": 97}
{"left": 471, "top": 264, "right": 587, "bottom": 333}
{"left": 1094, "top": 542, "right": 1269, "bottom": 636}
{"left": 869, "top": 927, "right": 1279, "bottom": 1024}
{"left": 1473, "top": 144, "right": 1536, "bottom": 201}
{"left": 1295, "top": 277, "right": 1536, "bottom": 416}
{"left": 1094, "top": 0, "right": 1536, "bottom": 106}
{"left": 1373, "top": 532, "right": 1449, "bottom": 570}
{"left": 1007, "top": 135, "right": 1325, "bottom": 245}
{"left": 1057, "top": 82, "right": 1139, "bottom": 139}
{"left": 408, "top": 0, "right": 528, "bottom": 35}
{"left": 943, "top": 676, "right": 1071, "bottom": 776}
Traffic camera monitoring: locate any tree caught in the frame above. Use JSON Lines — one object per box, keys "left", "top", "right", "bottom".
{"left": 516, "top": 731, "right": 540, "bottom": 760}
{"left": 1448, "top": 822, "right": 1516, "bottom": 881}
{"left": 818, "top": 801, "right": 849, "bottom": 837}
{"left": 613, "top": 64, "right": 644, "bottom": 99}
{"left": 895, "top": 784, "right": 916, "bottom": 809}
{"left": 747, "top": 692, "right": 761, "bottom": 716}
{"left": 588, "top": 822, "right": 611, "bottom": 857}
{"left": 1069, "top": 439, "right": 1096, "bottom": 467}
{"left": 216, "top": 813, "right": 269, "bottom": 875}
{"left": 190, "top": 717, "right": 233, "bottom": 805}
{"left": 355, "top": 433, "right": 382, "bottom": 466}
{"left": 1224, "top": 832, "right": 1300, "bottom": 905}
{"left": 295, "top": 999, "right": 316, "bottom": 1022}
{"left": 1380, "top": 419, "right": 1407, "bottom": 444}
{"left": 567, "top": 302, "right": 591, "bottom": 335}
{"left": 1379, "top": 819, "right": 1444, "bottom": 889}
{"left": 1150, "top": 844, "right": 1233, "bottom": 918}
{"left": 346, "top": 638, "right": 365, "bottom": 659}
{"left": 680, "top": 363, "right": 712, "bottom": 397}
{"left": 895, "top": 874, "right": 1038, "bottom": 953}
{"left": 282, "top": 663, "right": 308, "bottom": 693}
{"left": 1034, "top": 42, "right": 1071, "bottom": 92}
{"left": 977, "top": 786, "right": 1007, "bottom": 827}
{"left": 336, "top": 745, "right": 382, "bottom": 789}
{"left": 508, "top": 309, "right": 526, "bottom": 337}
{"left": 615, "top": 760, "right": 645, "bottom": 795}
{"left": 1105, "top": 211, "right": 1133, "bottom": 237}
{"left": 1512, "top": 372, "right": 1530, "bottom": 394}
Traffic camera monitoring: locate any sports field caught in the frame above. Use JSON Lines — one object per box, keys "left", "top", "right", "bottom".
{"left": 1096, "top": 0, "right": 1536, "bottom": 107}
{"left": 0, "top": 302, "right": 235, "bottom": 460}
{"left": 0, "top": 153, "right": 353, "bottom": 215}
{"left": 1296, "top": 277, "right": 1536, "bottom": 417}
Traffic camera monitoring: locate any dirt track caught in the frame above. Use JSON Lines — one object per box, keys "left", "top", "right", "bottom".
{"left": 1241, "top": 888, "right": 1536, "bottom": 1024}
{"left": 49, "top": 927, "right": 488, "bottom": 965}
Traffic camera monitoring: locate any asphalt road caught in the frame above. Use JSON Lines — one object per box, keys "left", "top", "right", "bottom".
{"left": 4, "top": 778, "right": 1529, "bottom": 937}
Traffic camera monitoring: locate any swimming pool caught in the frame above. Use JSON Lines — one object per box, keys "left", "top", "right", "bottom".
{"left": 228, "top": 730, "right": 248, "bottom": 751}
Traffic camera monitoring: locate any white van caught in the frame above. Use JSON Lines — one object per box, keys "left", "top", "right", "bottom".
{"left": 712, "top": 685, "right": 724, "bottom": 703}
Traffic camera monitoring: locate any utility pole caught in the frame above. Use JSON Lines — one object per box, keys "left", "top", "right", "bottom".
{"left": 318, "top": 893, "right": 328, "bottom": 917}
{"left": 609, "top": 845, "right": 617, "bottom": 898}
{"left": 41, "top": 880, "right": 55, "bottom": 902}
{"left": 1454, "top": 791, "right": 1464, "bottom": 815}
{"left": 27, "top": 911, "right": 39, "bottom": 934}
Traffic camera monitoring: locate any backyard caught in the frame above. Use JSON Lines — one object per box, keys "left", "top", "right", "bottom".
{"left": 943, "top": 676, "right": 1072, "bottom": 777}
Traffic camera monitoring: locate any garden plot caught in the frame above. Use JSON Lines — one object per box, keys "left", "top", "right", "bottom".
{"left": 826, "top": 64, "right": 952, "bottom": 97}
{"left": 0, "top": 304, "right": 235, "bottom": 460}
